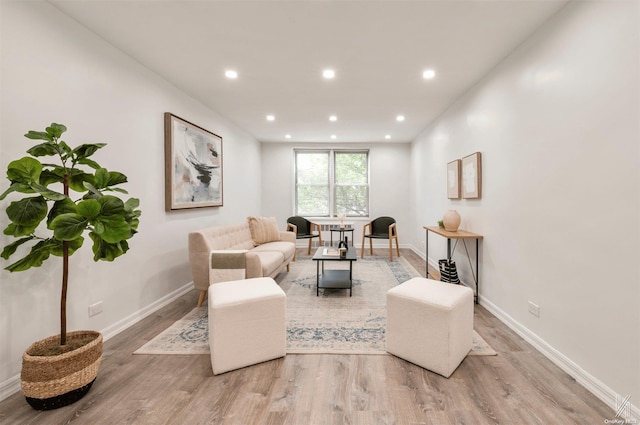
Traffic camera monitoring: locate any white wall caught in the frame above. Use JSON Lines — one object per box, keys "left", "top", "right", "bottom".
{"left": 261, "top": 142, "right": 413, "bottom": 248}
{"left": 0, "top": 1, "right": 262, "bottom": 392}
{"left": 411, "top": 0, "right": 639, "bottom": 413}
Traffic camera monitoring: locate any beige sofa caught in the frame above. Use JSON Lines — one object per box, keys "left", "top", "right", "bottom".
{"left": 189, "top": 218, "right": 296, "bottom": 307}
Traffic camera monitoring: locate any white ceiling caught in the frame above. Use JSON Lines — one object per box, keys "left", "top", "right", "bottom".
{"left": 50, "top": 0, "right": 568, "bottom": 143}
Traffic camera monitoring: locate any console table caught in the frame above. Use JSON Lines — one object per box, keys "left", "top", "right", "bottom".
{"left": 424, "top": 226, "right": 483, "bottom": 303}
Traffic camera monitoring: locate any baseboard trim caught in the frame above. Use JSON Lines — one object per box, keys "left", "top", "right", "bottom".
{"left": 100, "top": 282, "right": 193, "bottom": 341}
{"left": 0, "top": 281, "right": 194, "bottom": 403}
{"left": 480, "top": 297, "right": 639, "bottom": 422}
{"left": 0, "top": 375, "right": 20, "bottom": 404}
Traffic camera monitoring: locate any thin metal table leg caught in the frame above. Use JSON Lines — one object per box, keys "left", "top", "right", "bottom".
{"left": 425, "top": 230, "right": 429, "bottom": 277}
{"left": 349, "top": 260, "right": 353, "bottom": 297}
{"left": 475, "top": 238, "right": 479, "bottom": 304}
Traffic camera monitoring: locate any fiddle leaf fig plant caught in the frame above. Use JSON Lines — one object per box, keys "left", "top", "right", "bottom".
{"left": 1, "top": 123, "right": 141, "bottom": 346}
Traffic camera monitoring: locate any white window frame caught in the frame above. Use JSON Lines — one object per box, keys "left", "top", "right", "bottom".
{"left": 293, "top": 148, "right": 370, "bottom": 218}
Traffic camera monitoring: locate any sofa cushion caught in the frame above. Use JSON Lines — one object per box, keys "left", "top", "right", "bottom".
{"left": 248, "top": 216, "right": 280, "bottom": 245}
{"left": 251, "top": 250, "right": 285, "bottom": 276}
{"left": 252, "top": 241, "right": 296, "bottom": 261}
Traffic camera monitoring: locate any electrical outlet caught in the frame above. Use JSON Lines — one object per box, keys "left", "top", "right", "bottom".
{"left": 88, "top": 301, "right": 103, "bottom": 317}
{"left": 528, "top": 301, "right": 540, "bottom": 318}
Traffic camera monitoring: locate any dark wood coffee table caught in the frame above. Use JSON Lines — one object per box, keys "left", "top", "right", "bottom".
{"left": 311, "top": 246, "right": 357, "bottom": 296}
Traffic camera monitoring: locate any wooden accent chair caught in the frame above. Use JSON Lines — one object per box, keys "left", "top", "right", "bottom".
{"left": 286, "top": 216, "right": 323, "bottom": 258}
{"left": 361, "top": 216, "right": 400, "bottom": 261}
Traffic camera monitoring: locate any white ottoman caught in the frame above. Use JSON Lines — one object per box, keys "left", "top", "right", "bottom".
{"left": 208, "top": 277, "right": 286, "bottom": 375}
{"left": 386, "top": 277, "right": 473, "bottom": 378}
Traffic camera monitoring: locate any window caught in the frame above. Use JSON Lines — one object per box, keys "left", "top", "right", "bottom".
{"left": 294, "top": 150, "right": 329, "bottom": 216}
{"left": 295, "top": 149, "right": 369, "bottom": 217}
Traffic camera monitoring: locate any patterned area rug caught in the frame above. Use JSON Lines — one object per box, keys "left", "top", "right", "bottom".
{"left": 134, "top": 254, "right": 496, "bottom": 356}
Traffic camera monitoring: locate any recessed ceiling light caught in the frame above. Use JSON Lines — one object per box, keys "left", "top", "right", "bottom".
{"left": 422, "top": 69, "right": 436, "bottom": 79}
{"left": 385, "top": 134, "right": 391, "bottom": 140}
{"left": 330, "top": 134, "right": 337, "bottom": 140}
{"left": 266, "top": 115, "right": 275, "bottom": 121}
{"left": 329, "top": 115, "right": 337, "bottom": 122}
{"left": 285, "top": 134, "right": 291, "bottom": 139}
{"left": 323, "top": 69, "right": 335, "bottom": 79}
{"left": 396, "top": 115, "right": 405, "bottom": 122}
{"left": 225, "top": 70, "right": 238, "bottom": 79}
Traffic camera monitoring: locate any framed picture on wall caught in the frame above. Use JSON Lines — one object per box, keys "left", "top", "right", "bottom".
{"left": 447, "top": 159, "right": 461, "bottom": 199}
{"left": 164, "top": 113, "right": 223, "bottom": 210}
{"left": 462, "top": 152, "right": 482, "bottom": 199}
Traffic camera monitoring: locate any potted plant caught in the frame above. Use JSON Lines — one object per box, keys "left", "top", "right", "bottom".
{"left": 0, "top": 123, "right": 141, "bottom": 410}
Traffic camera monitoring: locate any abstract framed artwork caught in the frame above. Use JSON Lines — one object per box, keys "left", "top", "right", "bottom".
{"left": 164, "top": 113, "right": 223, "bottom": 210}
{"left": 462, "top": 152, "right": 482, "bottom": 199}
{"left": 447, "top": 159, "right": 461, "bottom": 199}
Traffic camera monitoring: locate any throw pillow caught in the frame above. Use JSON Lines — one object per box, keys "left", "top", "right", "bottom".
{"left": 247, "top": 216, "right": 280, "bottom": 245}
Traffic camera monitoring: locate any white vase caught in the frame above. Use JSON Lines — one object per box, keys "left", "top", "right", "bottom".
{"left": 443, "top": 210, "right": 461, "bottom": 232}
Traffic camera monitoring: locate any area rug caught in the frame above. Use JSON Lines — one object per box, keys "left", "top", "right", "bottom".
{"left": 134, "top": 255, "right": 496, "bottom": 356}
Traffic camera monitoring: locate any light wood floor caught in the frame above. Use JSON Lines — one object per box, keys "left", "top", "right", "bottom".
{"left": 1, "top": 249, "right": 613, "bottom": 424}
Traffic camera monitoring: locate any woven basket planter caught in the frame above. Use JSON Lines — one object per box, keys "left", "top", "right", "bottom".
{"left": 21, "top": 330, "right": 102, "bottom": 411}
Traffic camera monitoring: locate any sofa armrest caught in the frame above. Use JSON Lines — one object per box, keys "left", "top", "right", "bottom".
{"left": 210, "top": 250, "right": 248, "bottom": 284}
{"left": 244, "top": 252, "right": 264, "bottom": 278}
{"left": 279, "top": 230, "right": 296, "bottom": 244}
{"left": 210, "top": 250, "right": 247, "bottom": 269}
{"left": 189, "top": 232, "right": 211, "bottom": 292}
